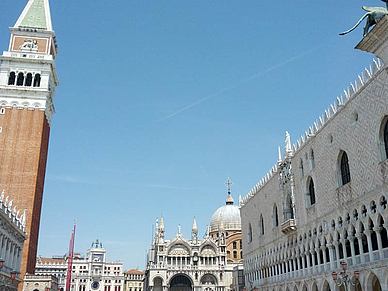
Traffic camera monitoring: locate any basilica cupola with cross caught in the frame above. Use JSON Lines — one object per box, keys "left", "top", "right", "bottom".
{"left": 0, "top": 0, "right": 59, "bottom": 279}
{"left": 209, "top": 178, "right": 243, "bottom": 263}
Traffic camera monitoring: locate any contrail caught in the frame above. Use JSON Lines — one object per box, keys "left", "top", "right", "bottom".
{"left": 158, "top": 40, "right": 331, "bottom": 122}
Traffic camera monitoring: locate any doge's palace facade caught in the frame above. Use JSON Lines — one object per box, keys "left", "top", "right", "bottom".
{"left": 240, "top": 16, "right": 388, "bottom": 291}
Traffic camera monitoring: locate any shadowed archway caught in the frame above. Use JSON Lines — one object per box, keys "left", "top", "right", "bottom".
{"left": 169, "top": 275, "right": 193, "bottom": 291}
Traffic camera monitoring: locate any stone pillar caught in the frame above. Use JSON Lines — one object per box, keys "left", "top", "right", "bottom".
{"left": 334, "top": 242, "right": 340, "bottom": 267}
{"left": 374, "top": 227, "right": 384, "bottom": 260}
{"left": 292, "top": 258, "right": 297, "bottom": 277}
{"left": 311, "top": 250, "right": 316, "bottom": 274}
{"left": 364, "top": 230, "right": 374, "bottom": 260}
{"left": 340, "top": 239, "right": 347, "bottom": 264}
{"left": 348, "top": 236, "right": 356, "bottom": 265}
{"left": 328, "top": 244, "right": 335, "bottom": 270}
{"left": 301, "top": 254, "right": 306, "bottom": 276}
{"left": 321, "top": 247, "right": 327, "bottom": 265}
{"left": 285, "top": 259, "right": 289, "bottom": 279}
{"left": 356, "top": 233, "right": 365, "bottom": 264}
{"left": 296, "top": 255, "right": 301, "bottom": 277}
{"left": 306, "top": 252, "right": 311, "bottom": 275}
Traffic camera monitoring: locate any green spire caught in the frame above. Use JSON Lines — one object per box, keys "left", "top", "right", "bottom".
{"left": 14, "top": 0, "right": 53, "bottom": 31}
{"left": 20, "top": 0, "right": 47, "bottom": 29}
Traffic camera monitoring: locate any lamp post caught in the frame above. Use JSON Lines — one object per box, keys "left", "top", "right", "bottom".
{"left": 331, "top": 262, "right": 359, "bottom": 291}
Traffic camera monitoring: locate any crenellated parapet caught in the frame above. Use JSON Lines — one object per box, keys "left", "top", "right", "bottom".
{"left": 291, "top": 59, "right": 382, "bottom": 154}
{"left": 241, "top": 58, "right": 383, "bottom": 207}
{"left": 0, "top": 190, "right": 27, "bottom": 234}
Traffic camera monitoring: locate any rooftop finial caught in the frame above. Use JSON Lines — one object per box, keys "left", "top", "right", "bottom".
{"left": 278, "top": 146, "right": 282, "bottom": 162}
{"left": 192, "top": 217, "right": 198, "bottom": 233}
{"left": 225, "top": 177, "right": 234, "bottom": 205}
{"left": 284, "top": 131, "right": 292, "bottom": 157}
{"left": 225, "top": 177, "right": 233, "bottom": 194}
{"left": 159, "top": 216, "right": 164, "bottom": 230}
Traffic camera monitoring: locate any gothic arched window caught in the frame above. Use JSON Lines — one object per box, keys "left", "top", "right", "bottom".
{"left": 25, "top": 73, "right": 33, "bottom": 86}
{"left": 299, "top": 159, "right": 304, "bottom": 178}
{"left": 308, "top": 178, "right": 316, "bottom": 206}
{"left": 284, "top": 194, "right": 294, "bottom": 220}
{"left": 273, "top": 204, "right": 279, "bottom": 227}
{"left": 309, "top": 149, "right": 315, "bottom": 170}
{"left": 8, "top": 72, "right": 15, "bottom": 85}
{"left": 33, "top": 74, "right": 41, "bottom": 87}
{"left": 340, "top": 151, "right": 351, "bottom": 185}
{"left": 16, "top": 72, "right": 24, "bottom": 86}
{"left": 259, "top": 214, "right": 264, "bottom": 236}
{"left": 248, "top": 223, "right": 252, "bottom": 243}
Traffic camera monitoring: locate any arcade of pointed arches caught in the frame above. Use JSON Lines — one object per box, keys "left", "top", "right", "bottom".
{"left": 244, "top": 195, "right": 388, "bottom": 290}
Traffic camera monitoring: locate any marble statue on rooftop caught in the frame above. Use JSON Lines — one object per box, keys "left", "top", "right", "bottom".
{"left": 340, "top": 0, "right": 388, "bottom": 36}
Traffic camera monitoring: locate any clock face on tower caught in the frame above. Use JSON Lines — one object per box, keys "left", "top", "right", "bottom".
{"left": 92, "top": 282, "right": 99, "bottom": 290}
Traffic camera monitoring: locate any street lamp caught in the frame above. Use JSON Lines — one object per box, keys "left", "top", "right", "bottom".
{"left": 331, "top": 262, "right": 359, "bottom": 291}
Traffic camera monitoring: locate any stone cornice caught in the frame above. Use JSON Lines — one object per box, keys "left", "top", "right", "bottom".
{"left": 356, "top": 15, "right": 388, "bottom": 64}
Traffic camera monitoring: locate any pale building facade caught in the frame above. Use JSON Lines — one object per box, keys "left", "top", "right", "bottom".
{"left": 145, "top": 191, "right": 243, "bottom": 291}
{"left": 0, "top": 191, "right": 28, "bottom": 291}
{"left": 35, "top": 255, "right": 67, "bottom": 291}
{"left": 69, "top": 240, "right": 124, "bottom": 291}
{"left": 240, "top": 18, "right": 388, "bottom": 291}
{"left": 124, "top": 270, "right": 144, "bottom": 291}
{"left": 22, "top": 275, "right": 58, "bottom": 291}
{"left": 34, "top": 241, "right": 124, "bottom": 291}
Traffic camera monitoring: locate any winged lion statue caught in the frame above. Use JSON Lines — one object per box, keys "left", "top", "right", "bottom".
{"left": 340, "top": 0, "right": 388, "bottom": 36}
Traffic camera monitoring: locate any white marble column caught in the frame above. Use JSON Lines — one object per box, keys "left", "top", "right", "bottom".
{"left": 348, "top": 236, "right": 356, "bottom": 265}
{"left": 356, "top": 233, "right": 365, "bottom": 264}
{"left": 374, "top": 227, "right": 384, "bottom": 260}
{"left": 364, "top": 230, "right": 374, "bottom": 259}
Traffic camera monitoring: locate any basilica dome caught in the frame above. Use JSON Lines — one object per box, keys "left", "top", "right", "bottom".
{"left": 210, "top": 193, "right": 241, "bottom": 233}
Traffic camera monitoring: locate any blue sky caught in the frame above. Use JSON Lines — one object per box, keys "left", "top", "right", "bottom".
{"left": 0, "top": 0, "right": 380, "bottom": 269}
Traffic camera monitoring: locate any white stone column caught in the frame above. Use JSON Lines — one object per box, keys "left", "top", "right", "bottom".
{"left": 296, "top": 255, "right": 301, "bottom": 277}
{"left": 356, "top": 233, "right": 365, "bottom": 264}
{"left": 321, "top": 247, "right": 327, "bottom": 265}
{"left": 292, "top": 258, "right": 296, "bottom": 277}
{"left": 334, "top": 242, "right": 340, "bottom": 267}
{"left": 340, "top": 239, "right": 347, "bottom": 264}
{"left": 364, "top": 230, "right": 374, "bottom": 259}
{"left": 374, "top": 227, "right": 384, "bottom": 260}
{"left": 306, "top": 252, "right": 311, "bottom": 275}
{"left": 328, "top": 244, "right": 335, "bottom": 270}
{"left": 348, "top": 236, "right": 356, "bottom": 265}
{"left": 311, "top": 250, "right": 316, "bottom": 274}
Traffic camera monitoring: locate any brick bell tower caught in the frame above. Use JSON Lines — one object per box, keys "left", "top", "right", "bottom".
{"left": 0, "top": 0, "right": 58, "bottom": 279}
